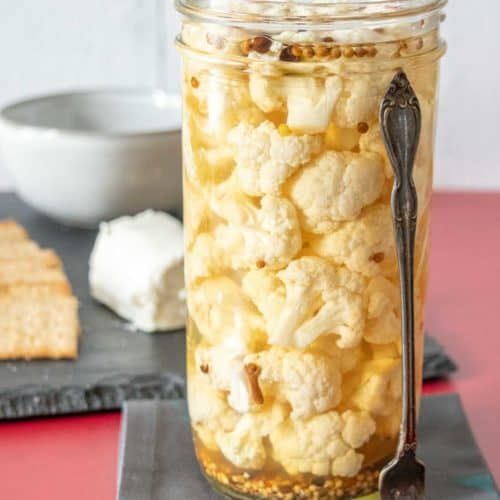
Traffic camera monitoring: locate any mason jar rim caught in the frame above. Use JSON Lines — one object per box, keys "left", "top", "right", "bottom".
{"left": 176, "top": 0, "right": 447, "bottom": 26}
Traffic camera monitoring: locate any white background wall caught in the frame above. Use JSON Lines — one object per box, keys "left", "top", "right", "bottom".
{"left": 0, "top": 1, "right": 497, "bottom": 190}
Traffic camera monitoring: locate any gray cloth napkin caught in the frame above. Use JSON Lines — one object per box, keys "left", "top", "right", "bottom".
{"left": 117, "top": 394, "right": 498, "bottom": 500}
{"left": 423, "top": 336, "right": 457, "bottom": 380}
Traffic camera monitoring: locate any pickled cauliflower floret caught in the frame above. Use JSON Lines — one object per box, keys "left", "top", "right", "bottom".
{"left": 333, "top": 75, "right": 390, "bottom": 129}
{"left": 309, "top": 337, "right": 365, "bottom": 374}
{"left": 286, "top": 76, "right": 343, "bottom": 134}
{"left": 311, "top": 204, "right": 396, "bottom": 277}
{"left": 188, "top": 373, "right": 239, "bottom": 450}
{"left": 341, "top": 410, "right": 377, "bottom": 448}
{"left": 243, "top": 257, "right": 365, "bottom": 349}
{"left": 196, "top": 336, "right": 253, "bottom": 413}
{"left": 188, "top": 277, "right": 263, "bottom": 346}
{"left": 248, "top": 74, "right": 285, "bottom": 114}
{"left": 186, "top": 232, "right": 227, "bottom": 284}
{"left": 359, "top": 124, "right": 393, "bottom": 178}
{"left": 183, "top": 182, "right": 211, "bottom": 247}
{"left": 182, "top": 116, "right": 235, "bottom": 189}
{"left": 287, "top": 151, "right": 385, "bottom": 234}
{"left": 189, "top": 374, "right": 238, "bottom": 430}
{"left": 350, "top": 358, "right": 402, "bottom": 416}
{"left": 215, "top": 403, "right": 287, "bottom": 470}
{"left": 249, "top": 75, "right": 343, "bottom": 134}
{"left": 245, "top": 347, "right": 342, "bottom": 419}
{"left": 331, "top": 450, "right": 365, "bottom": 478}
{"left": 212, "top": 193, "right": 302, "bottom": 270}
{"left": 270, "top": 410, "right": 376, "bottom": 477}
{"left": 216, "top": 417, "right": 267, "bottom": 469}
{"left": 186, "top": 66, "right": 265, "bottom": 145}
{"left": 227, "top": 120, "right": 323, "bottom": 196}
{"left": 365, "top": 276, "right": 401, "bottom": 344}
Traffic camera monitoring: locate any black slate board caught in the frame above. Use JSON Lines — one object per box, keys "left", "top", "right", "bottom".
{"left": 0, "top": 193, "right": 456, "bottom": 420}
{"left": 0, "top": 193, "right": 185, "bottom": 419}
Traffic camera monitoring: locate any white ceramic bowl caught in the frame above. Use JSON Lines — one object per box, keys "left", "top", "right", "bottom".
{"left": 0, "top": 89, "right": 182, "bottom": 228}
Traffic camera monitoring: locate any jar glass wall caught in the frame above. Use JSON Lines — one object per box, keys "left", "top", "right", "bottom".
{"left": 177, "top": 2, "right": 445, "bottom": 498}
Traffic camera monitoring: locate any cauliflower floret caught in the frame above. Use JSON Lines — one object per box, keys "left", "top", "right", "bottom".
{"left": 188, "top": 373, "right": 239, "bottom": 450}
{"left": 186, "top": 66, "right": 265, "bottom": 145}
{"left": 188, "top": 373, "right": 238, "bottom": 429}
{"left": 188, "top": 277, "right": 263, "bottom": 346}
{"left": 249, "top": 74, "right": 286, "bottom": 113}
{"left": 287, "top": 151, "right": 385, "bottom": 234}
{"left": 196, "top": 335, "right": 253, "bottom": 413}
{"left": 270, "top": 409, "right": 376, "bottom": 477}
{"left": 311, "top": 204, "right": 396, "bottom": 277}
{"left": 287, "top": 77, "right": 343, "bottom": 134}
{"left": 186, "top": 232, "right": 227, "bottom": 284}
{"left": 331, "top": 450, "right": 364, "bottom": 478}
{"left": 228, "top": 120, "right": 323, "bottom": 196}
{"left": 212, "top": 193, "right": 302, "bottom": 270}
{"left": 359, "top": 124, "right": 394, "bottom": 178}
{"left": 350, "top": 358, "right": 402, "bottom": 416}
{"left": 333, "top": 75, "right": 390, "bottom": 129}
{"left": 216, "top": 417, "right": 267, "bottom": 469}
{"left": 249, "top": 76, "right": 343, "bottom": 134}
{"left": 245, "top": 347, "right": 342, "bottom": 419}
{"left": 309, "top": 337, "right": 365, "bottom": 374}
{"left": 365, "top": 276, "right": 401, "bottom": 344}
{"left": 183, "top": 114, "right": 235, "bottom": 189}
{"left": 215, "top": 403, "right": 287, "bottom": 470}
{"left": 341, "top": 410, "right": 377, "bottom": 448}
{"left": 243, "top": 257, "right": 365, "bottom": 349}
{"left": 183, "top": 182, "right": 212, "bottom": 248}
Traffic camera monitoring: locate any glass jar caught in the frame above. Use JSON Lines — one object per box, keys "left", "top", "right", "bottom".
{"left": 176, "top": 1, "right": 446, "bottom": 498}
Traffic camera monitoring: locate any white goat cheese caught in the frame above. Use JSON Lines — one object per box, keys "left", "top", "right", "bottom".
{"left": 89, "top": 210, "right": 185, "bottom": 332}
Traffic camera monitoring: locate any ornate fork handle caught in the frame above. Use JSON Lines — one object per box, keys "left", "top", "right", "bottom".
{"left": 380, "top": 71, "right": 422, "bottom": 454}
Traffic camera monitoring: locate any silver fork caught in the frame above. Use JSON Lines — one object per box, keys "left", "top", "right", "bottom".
{"left": 378, "top": 70, "right": 425, "bottom": 500}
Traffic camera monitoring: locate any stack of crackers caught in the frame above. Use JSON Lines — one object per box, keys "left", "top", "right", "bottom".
{"left": 0, "top": 219, "right": 80, "bottom": 359}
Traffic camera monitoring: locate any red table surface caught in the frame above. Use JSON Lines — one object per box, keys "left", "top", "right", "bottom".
{"left": 0, "top": 192, "right": 499, "bottom": 500}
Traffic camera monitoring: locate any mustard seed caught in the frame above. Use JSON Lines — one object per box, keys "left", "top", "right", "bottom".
{"left": 371, "top": 252, "right": 385, "bottom": 263}
{"left": 240, "top": 39, "right": 253, "bottom": 56}
{"left": 291, "top": 45, "right": 303, "bottom": 58}
{"left": 280, "top": 46, "right": 300, "bottom": 62}
{"left": 314, "top": 44, "right": 330, "bottom": 57}
{"left": 252, "top": 36, "right": 272, "bottom": 54}
{"left": 343, "top": 46, "right": 355, "bottom": 58}
{"left": 354, "top": 46, "right": 368, "bottom": 57}
{"left": 303, "top": 45, "right": 315, "bottom": 59}
{"left": 331, "top": 46, "right": 342, "bottom": 59}
{"left": 190, "top": 76, "right": 200, "bottom": 89}
{"left": 357, "top": 122, "right": 370, "bottom": 134}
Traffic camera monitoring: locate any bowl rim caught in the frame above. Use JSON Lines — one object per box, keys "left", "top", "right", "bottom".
{"left": 0, "top": 87, "right": 182, "bottom": 139}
